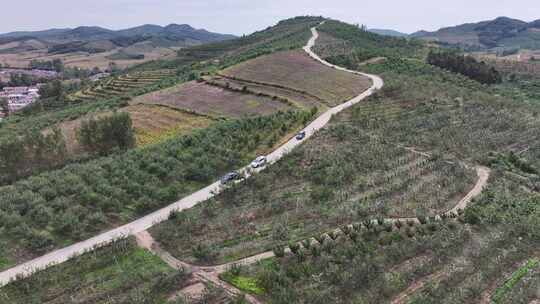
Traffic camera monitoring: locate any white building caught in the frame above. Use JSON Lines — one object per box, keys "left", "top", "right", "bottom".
{"left": 0, "top": 86, "right": 40, "bottom": 113}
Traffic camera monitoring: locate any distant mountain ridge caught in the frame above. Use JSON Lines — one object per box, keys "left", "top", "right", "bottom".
{"left": 0, "top": 23, "right": 235, "bottom": 42}
{"left": 411, "top": 17, "right": 540, "bottom": 49}
{"left": 0, "top": 24, "right": 236, "bottom": 54}
{"left": 368, "top": 28, "right": 409, "bottom": 37}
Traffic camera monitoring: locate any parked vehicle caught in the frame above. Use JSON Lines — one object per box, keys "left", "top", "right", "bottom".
{"left": 296, "top": 130, "right": 306, "bottom": 140}
{"left": 251, "top": 156, "right": 267, "bottom": 168}
{"left": 220, "top": 171, "right": 241, "bottom": 185}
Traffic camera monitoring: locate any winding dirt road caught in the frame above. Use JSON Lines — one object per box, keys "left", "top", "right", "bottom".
{"left": 0, "top": 23, "right": 383, "bottom": 288}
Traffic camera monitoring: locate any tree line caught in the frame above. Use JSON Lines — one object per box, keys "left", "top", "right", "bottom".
{"left": 427, "top": 50, "right": 502, "bottom": 84}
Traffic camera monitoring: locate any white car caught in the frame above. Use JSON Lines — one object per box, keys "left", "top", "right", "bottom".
{"left": 251, "top": 156, "right": 267, "bottom": 168}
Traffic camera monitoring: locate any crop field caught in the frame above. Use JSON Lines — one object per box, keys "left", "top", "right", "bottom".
{"left": 210, "top": 170, "right": 540, "bottom": 304}
{"left": 149, "top": 26, "right": 540, "bottom": 301}
{"left": 3, "top": 16, "right": 540, "bottom": 303}
{"left": 53, "top": 104, "right": 215, "bottom": 155}
{"left": 127, "top": 105, "right": 215, "bottom": 146}
{"left": 131, "top": 80, "right": 293, "bottom": 118}
{"left": 0, "top": 238, "right": 191, "bottom": 304}
{"left": 222, "top": 49, "right": 372, "bottom": 106}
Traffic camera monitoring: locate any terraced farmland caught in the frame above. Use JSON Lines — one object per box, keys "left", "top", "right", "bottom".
{"left": 130, "top": 48, "right": 371, "bottom": 117}
{"left": 69, "top": 69, "right": 176, "bottom": 102}
{"left": 205, "top": 20, "right": 540, "bottom": 303}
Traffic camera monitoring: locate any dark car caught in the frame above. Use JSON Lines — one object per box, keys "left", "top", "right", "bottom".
{"left": 220, "top": 171, "right": 241, "bottom": 185}
{"left": 296, "top": 130, "right": 306, "bottom": 140}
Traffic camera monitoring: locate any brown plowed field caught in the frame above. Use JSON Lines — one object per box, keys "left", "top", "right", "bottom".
{"left": 131, "top": 81, "right": 292, "bottom": 118}
{"left": 222, "top": 49, "right": 371, "bottom": 106}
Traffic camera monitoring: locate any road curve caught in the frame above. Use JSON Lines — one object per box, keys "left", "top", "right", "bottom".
{"left": 0, "top": 24, "right": 383, "bottom": 287}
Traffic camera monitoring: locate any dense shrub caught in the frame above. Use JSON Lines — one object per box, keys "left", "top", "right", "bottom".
{"left": 78, "top": 111, "right": 136, "bottom": 155}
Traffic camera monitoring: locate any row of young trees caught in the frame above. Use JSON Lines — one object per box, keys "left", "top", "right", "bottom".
{"left": 427, "top": 50, "right": 502, "bottom": 84}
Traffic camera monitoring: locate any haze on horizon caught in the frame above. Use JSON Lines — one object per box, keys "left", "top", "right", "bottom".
{"left": 1, "top": 0, "right": 538, "bottom": 36}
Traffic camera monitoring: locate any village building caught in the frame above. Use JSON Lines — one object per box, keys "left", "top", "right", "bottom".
{"left": 0, "top": 85, "right": 41, "bottom": 113}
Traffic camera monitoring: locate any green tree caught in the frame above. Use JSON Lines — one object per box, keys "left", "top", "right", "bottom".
{"left": 78, "top": 112, "right": 136, "bottom": 155}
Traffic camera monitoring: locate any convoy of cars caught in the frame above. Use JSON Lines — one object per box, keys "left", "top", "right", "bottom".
{"left": 221, "top": 130, "right": 307, "bottom": 185}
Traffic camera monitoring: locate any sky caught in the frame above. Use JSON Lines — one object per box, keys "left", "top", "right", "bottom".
{"left": 1, "top": 0, "right": 539, "bottom": 35}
